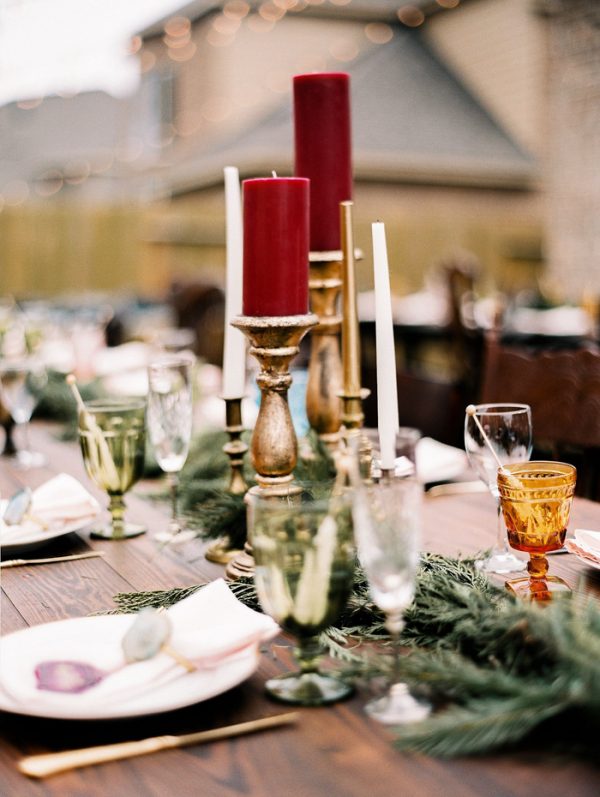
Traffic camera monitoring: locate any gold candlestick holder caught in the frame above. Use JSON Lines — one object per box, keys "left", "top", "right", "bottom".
{"left": 205, "top": 397, "right": 247, "bottom": 565}
{"left": 306, "top": 250, "right": 343, "bottom": 451}
{"left": 339, "top": 201, "right": 372, "bottom": 480}
{"left": 225, "top": 313, "right": 318, "bottom": 580}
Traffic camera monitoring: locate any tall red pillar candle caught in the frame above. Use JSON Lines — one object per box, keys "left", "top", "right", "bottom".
{"left": 242, "top": 177, "right": 310, "bottom": 317}
{"left": 293, "top": 72, "right": 352, "bottom": 252}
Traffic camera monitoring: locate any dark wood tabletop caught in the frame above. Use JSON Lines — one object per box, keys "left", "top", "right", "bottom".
{"left": 1, "top": 424, "right": 599, "bottom": 797}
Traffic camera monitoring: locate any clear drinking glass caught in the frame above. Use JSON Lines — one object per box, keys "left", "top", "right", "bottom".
{"left": 250, "top": 487, "right": 355, "bottom": 706}
{"left": 354, "top": 477, "right": 430, "bottom": 724}
{"left": 0, "top": 358, "right": 48, "bottom": 468}
{"left": 147, "top": 354, "right": 194, "bottom": 543}
{"left": 78, "top": 398, "right": 146, "bottom": 539}
{"left": 464, "top": 403, "right": 532, "bottom": 574}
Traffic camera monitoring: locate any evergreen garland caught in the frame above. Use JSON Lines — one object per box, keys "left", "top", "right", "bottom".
{"left": 108, "top": 553, "right": 600, "bottom": 759}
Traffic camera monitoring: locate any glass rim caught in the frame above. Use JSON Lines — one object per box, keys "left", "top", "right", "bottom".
{"left": 497, "top": 460, "right": 577, "bottom": 491}
{"left": 83, "top": 397, "right": 146, "bottom": 412}
{"left": 247, "top": 489, "right": 349, "bottom": 508}
{"left": 468, "top": 403, "right": 531, "bottom": 416}
{"left": 499, "top": 460, "right": 576, "bottom": 476}
{"left": 148, "top": 352, "right": 195, "bottom": 370}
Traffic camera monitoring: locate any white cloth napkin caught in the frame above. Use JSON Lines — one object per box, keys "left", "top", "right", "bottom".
{"left": 0, "top": 473, "right": 100, "bottom": 544}
{"left": 0, "top": 579, "right": 279, "bottom": 712}
{"left": 416, "top": 438, "right": 468, "bottom": 484}
{"left": 92, "top": 342, "right": 152, "bottom": 377}
{"left": 565, "top": 529, "right": 600, "bottom": 566}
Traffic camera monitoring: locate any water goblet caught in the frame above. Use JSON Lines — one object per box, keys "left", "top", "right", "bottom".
{"left": 147, "top": 354, "right": 194, "bottom": 543}
{"left": 354, "top": 476, "right": 430, "bottom": 724}
{"left": 0, "top": 358, "right": 48, "bottom": 468}
{"left": 497, "top": 461, "right": 576, "bottom": 601}
{"left": 78, "top": 398, "right": 146, "bottom": 539}
{"left": 464, "top": 403, "right": 532, "bottom": 573}
{"left": 250, "top": 487, "right": 355, "bottom": 706}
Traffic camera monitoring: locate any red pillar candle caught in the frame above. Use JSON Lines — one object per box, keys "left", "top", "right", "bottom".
{"left": 242, "top": 177, "right": 310, "bottom": 317}
{"left": 293, "top": 72, "right": 352, "bottom": 252}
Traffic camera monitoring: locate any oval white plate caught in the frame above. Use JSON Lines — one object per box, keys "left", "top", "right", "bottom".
{"left": 0, "top": 614, "right": 259, "bottom": 720}
{"left": 0, "top": 505, "right": 100, "bottom": 557}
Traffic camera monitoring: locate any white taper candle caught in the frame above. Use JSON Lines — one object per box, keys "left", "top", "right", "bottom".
{"left": 222, "top": 166, "right": 246, "bottom": 398}
{"left": 371, "top": 221, "right": 399, "bottom": 470}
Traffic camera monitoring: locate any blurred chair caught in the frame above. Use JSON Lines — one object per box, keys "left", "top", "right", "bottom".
{"left": 362, "top": 367, "right": 466, "bottom": 449}
{"left": 440, "top": 251, "right": 485, "bottom": 398}
{"left": 479, "top": 333, "right": 600, "bottom": 499}
{"left": 361, "top": 252, "right": 484, "bottom": 449}
{"left": 169, "top": 280, "right": 225, "bottom": 366}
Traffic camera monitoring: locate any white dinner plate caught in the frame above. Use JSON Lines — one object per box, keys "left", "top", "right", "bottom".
{"left": 0, "top": 503, "right": 100, "bottom": 557}
{"left": 0, "top": 614, "right": 260, "bottom": 720}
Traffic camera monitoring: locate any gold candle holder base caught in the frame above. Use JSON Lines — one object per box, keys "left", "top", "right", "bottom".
{"left": 225, "top": 313, "right": 317, "bottom": 581}
{"left": 306, "top": 250, "right": 343, "bottom": 451}
{"left": 205, "top": 397, "right": 247, "bottom": 566}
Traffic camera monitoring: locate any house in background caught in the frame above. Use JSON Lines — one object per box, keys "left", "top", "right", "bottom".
{"left": 135, "top": 0, "right": 546, "bottom": 299}
{"left": 2, "top": 0, "right": 598, "bottom": 303}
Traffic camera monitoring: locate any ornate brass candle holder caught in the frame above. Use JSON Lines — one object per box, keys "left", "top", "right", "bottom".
{"left": 205, "top": 397, "right": 247, "bottom": 565}
{"left": 306, "top": 250, "right": 344, "bottom": 451}
{"left": 225, "top": 313, "right": 317, "bottom": 581}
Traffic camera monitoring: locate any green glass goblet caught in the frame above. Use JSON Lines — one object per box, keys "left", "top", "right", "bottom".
{"left": 78, "top": 398, "right": 146, "bottom": 540}
{"left": 250, "top": 488, "right": 355, "bottom": 706}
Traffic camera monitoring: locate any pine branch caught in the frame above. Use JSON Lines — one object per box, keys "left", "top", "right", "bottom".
{"left": 394, "top": 694, "right": 570, "bottom": 758}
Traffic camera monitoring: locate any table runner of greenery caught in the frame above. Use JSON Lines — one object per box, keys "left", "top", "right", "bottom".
{"left": 109, "top": 553, "right": 600, "bottom": 760}
{"left": 37, "top": 372, "right": 600, "bottom": 758}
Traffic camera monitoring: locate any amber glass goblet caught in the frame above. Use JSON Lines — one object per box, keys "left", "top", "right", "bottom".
{"left": 497, "top": 461, "right": 576, "bottom": 601}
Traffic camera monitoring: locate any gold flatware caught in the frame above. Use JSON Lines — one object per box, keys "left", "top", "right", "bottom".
{"left": 0, "top": 551, "right": 105, "bottom": 569}
{"left": 18, "top": 712, "right": 299, "bottom": 779}
{"left": 426, "top": 481, "right": 488, "bottom": 498}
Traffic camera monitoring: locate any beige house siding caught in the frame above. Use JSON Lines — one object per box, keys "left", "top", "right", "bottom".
{"left": 148, "top": 12, "right": 370, "bottom": 163}
{"left": 153, "top": 179, "right": 542, "bottom": 301}
{"left": 543, "top": 3, "right": 600, "bottom": 298}
{"left": 425, "top": 0, "right": 546, "bottom": 157}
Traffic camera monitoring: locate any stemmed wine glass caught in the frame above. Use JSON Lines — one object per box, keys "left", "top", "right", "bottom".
{"left": 78, "top": 397, "right": 146, "bottom": 539}
{"left": 250, "top": 486, "right": 355, "bottom": 706}
{"left": 0, "top": 358, "right": 48, "bottom": 468}
{"left": 354, "top": 476, "right": 430, "bottom": 724}
{"left": 147, "top": 354, "right": 194, "bottom": 544}
{"left": 464, "top": 403, "right": 532, "bottom": 574}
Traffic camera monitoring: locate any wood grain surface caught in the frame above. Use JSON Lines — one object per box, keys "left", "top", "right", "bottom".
{"left": 1, "top": 424, "right": 599, "bottom": 797}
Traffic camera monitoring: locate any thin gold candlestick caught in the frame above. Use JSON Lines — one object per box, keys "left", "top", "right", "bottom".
{"left": 306, "top": 250, "right": 343, "bottom": 451}
{"left": 338, "top": 200, "right": 372, "bottom": 479}
{"left": 205, "top": 397, "right": 247, "bottom": 565}
{"left": 225, "top": 313, "right": 317, "bottom": 581}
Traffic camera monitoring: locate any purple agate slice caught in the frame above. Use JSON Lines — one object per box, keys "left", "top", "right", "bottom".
{"left": 35, "top": 660, "right": 106, "bottom": 694}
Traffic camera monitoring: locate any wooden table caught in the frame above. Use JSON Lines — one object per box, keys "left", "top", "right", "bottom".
{"left": 1, "top": 424, "right": 599, "bottom": 797}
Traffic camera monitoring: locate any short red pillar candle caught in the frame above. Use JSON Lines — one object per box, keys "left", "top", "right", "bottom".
{"left": 293, "top": 72, "right": 352, "bottom": 252}
{"left": 242, "top": 177, "right": 310, "bottom": 317}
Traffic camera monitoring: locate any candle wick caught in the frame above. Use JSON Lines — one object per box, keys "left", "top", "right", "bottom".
{"left": 272, "top": 170, "right": 278, "bottom": 178}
